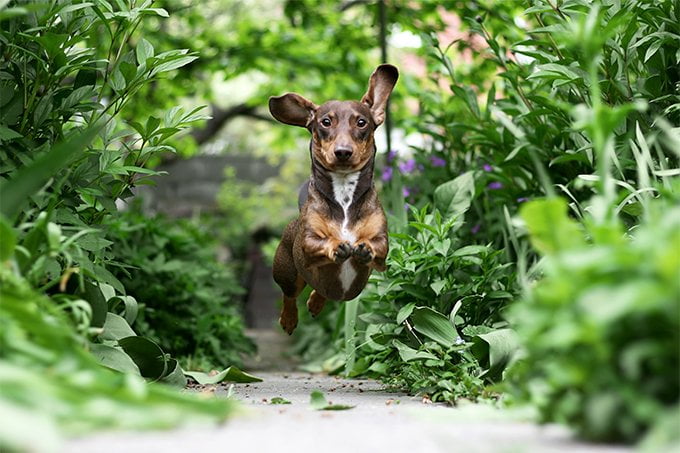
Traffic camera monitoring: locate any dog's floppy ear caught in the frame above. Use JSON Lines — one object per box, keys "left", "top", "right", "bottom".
{"left": 361, "top": 64, "right": 399, "bottom": 127}
{"left": 269, "top": 93, "right": 318, "bottom": 128}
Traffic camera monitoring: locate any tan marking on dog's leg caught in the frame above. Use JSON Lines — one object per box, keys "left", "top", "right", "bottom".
{"left": 306, "top": 290, "right": 327, "bottom": 317}
{"left": 352, "top": 211, "right": 388, "bottom": 271}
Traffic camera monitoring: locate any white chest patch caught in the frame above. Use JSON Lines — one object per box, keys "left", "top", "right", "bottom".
{"left": 330, "top": 172, "right": 359, "bottom": 293}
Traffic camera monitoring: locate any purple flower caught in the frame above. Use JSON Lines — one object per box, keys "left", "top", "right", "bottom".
{"left": 517, "top": 197, "right": 529, "bottom": 203}
{"left": 430, "top": 156, "right": 447, "bottom": 167}
{"left": 471, "top": 223, "right": 481, "bottom": 234}
{"left": 398, "top": 158, "right": 416, "bottom": 174}
{"left": 381, "top": 166, "right": 393, "bottom": 182}
{"left": 483, "top": 164, "right": 493, "bottom": 172}
{"left": 402, "top": 186, "right": 411, "bottom": 198}
{"left": 387, "top": 150, "right": 398, "bottom": 163}
{"left": 487, "top": 182, "right": 503, "bottom": 190}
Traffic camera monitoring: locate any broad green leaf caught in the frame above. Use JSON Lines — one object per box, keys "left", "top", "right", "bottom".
{"left": 0, "top": 216, "right": 16, "bottom": 261}
{"left": 150, "top": 55, "right": 198, "bottom": 76}
{"left": 393, "top": 339, "right": 438, "bottom": 362}
{"left": 309, "top": 390, "right": 354, "bottom": 411}
{"left": 433, "top": 171, "right": 475, "bottom": 221}
{"left": 430, "top": 279, "right": 446, "bottom": 295}
{"left": 471, "top": 328, "right": 520, "bottom": 382}
{"left": 161, "top": 359, "right": 187, "bottom": 388}
{"left": 396, "top": 302, "right": 415, "bottom": 324}
{"left": 109, "top": 69, "right": 125, "bottom": 92}
{"left": 100, "top": 313, "right": 136, "bottom": 341}
{"left": 108, "top": 295, "right": 139, "bottom": 325}
{"left": 452, "top": 245, "right": 488, "bottom": 256}
{"left": 270, "top": 397, "right": 291, "bottom": 405}
{"left": 91, "top": 265, "right": 125, "bottom": 293}
{"left": 136, "top": 38, "right": 154, "bottom": 65}
{"left": 410, "top": 306, "right": 458, "bottom": 347}
{"left": 118, "top": 336, "right": 168, "bottom": 381}
{"left": 0, "top": 125, "right": 21, "bottom": 141}
{"left": 81, "top": 280, "right": 108, "bottom": 328}
{"left": 184, "top": 366, "right": 263, "bottom": 385}
{"left": 89, "top": 343, "right": 141, "bottom": 375}
{"left": 520, "top": 198, "right": 584, "bottom": 255}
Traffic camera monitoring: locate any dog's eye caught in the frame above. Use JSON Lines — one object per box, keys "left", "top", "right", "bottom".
{"left": 357, "top": 118, "right": 367, "bottom": 128}
{"left": 321, "top": 118, "right": 332, "bottom": 127}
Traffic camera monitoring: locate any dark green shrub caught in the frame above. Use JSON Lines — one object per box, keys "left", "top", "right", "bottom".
{"left": 108, "top": 208, "right": 255, "bottom": 368}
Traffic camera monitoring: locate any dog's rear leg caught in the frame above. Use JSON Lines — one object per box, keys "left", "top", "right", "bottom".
{"left": 306, "top": 290, "right": 327, "bottom": 317}
{"left": 273, "top": 224, "right": 305, "bottom": 335}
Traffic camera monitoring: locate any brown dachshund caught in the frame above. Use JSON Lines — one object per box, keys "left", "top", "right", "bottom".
{"left": 268, "top": 64, "right": 398, "bottom": 335}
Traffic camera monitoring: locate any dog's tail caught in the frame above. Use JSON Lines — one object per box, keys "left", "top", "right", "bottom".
{"left": 297, "top": 179, "right": 310, "bottom": 211}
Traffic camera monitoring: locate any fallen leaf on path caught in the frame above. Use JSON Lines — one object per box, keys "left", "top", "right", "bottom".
{"left": 309, "top": 390, "right": 355, "bottom": 411}
{"left": 185, "top": 366, "right": 263, "bottom": 385}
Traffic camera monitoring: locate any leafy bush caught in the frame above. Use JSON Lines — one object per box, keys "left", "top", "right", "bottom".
{"left": 509, "top": 197, "right": 679, "bottom": 443}
{"left": 0, "top": 1, "right": 248, "bottom": 447}
{"left": 348, "top": 203, "right": 518, "bottom": 402}
{"left": 0, "top": 262, "right": 234, "bottom": 452}
{"left": 392, "top": 0, "right": 678, "bottom": 246}
{"left": 294, "top": 175, "right": 519, "bottom": 402}
{"left": 108, "top": 208, "right": 255, "bottom": 369}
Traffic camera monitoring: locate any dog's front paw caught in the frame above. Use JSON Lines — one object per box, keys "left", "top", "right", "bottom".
{"left": 352, "top": 242, "right": 374, "bottom": 264}
{"left": 333, "top": 242, "right": 353, "bottom": 263}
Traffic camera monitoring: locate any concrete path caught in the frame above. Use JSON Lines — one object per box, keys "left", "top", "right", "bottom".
{"left": 65, "top": 371, "right": 630, "bottom": 453}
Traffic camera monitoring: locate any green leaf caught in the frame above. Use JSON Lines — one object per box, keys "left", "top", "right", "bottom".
{"left": 100, "top": 313, "right": 136, "bottom": 341}
{"left": 0, "top": 126, "right": 101, "bottom": 219}
{"left": 309, "top": 390, "right": 354, "bottom": 411}
{"left": 136, "top": 38, "right": 154, "bottom": 65}
{"left": 0, "top": 125, "right": 22, "bottom": 141}
{"left": 161, "top": 359, "right": 187, "bottom": 388}
{"left": 433, "top": 171, "right": 475, "bottom": 221}
{"left": 396, "top": 302, "right": 415, "bottom": 324}
{"left": 91, "top": 265, "right": 125, "bottom": 293}
{"left": 46, "top": 222, "right": 61, "bottom": 251}
{"left": 452, "top": 245, "right": 488, "bottom": 256}
{"left": 150, "top": 55, "right": 198, "bottom": 76}
{"left": 81, "top": 280, "right": 108, "bottom": 328}
{"left": 117, "top": 336, "right": 168, "bottom": 381}
{"left": 471, "top": 328, "right": 520, "bottom": 382}
{"left": 0, "top": 216, "right": 16, "bottom": 261}
{"left": 109, "top": 69, "right": 125, "bottom": 92}
{"left": 393, "top": 339, "right": 438, "bottom": 362}
{"left": 520, "top": 198, "right": 584, "bottom": 254}
{"left": 270, "top": 397, "right": 291, "bottom": 405}
{"left": 411, "top": 307, "right": 458, "bottom": 347}
{"left": 89, "top": 343, "right": 141, "bottom": 375}
{"left": 184, "top": 366, "right": 263, "bottom": 385}
{"left": 108, "top": 295, "right": 139, "bottom": 325}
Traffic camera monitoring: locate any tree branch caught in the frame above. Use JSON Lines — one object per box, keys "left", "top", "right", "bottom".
{"left": 191, "top": 103, "right": 274, "bottom": 145}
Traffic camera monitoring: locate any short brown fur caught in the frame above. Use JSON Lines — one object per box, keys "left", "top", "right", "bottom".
{"left": 269, "top": 64, "right": 398, "bottom": 334}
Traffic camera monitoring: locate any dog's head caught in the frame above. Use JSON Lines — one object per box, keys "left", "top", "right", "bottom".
{"left": 269, "top": 64, "right": 398, "bottom": 172}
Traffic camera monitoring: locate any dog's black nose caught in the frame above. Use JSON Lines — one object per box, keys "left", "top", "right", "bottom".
{"left": 334, "top": 146, "right": 353, "bottom": 161}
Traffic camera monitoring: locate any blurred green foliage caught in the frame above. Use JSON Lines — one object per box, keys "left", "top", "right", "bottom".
{"left": 0, "top": 265, "right": 234, "bottom": 452}
{"left": 108, "top": 207, "right": 255, "bottom": 369}
{"left": 510, "top": 196, "right": 679, "bottom": 443}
